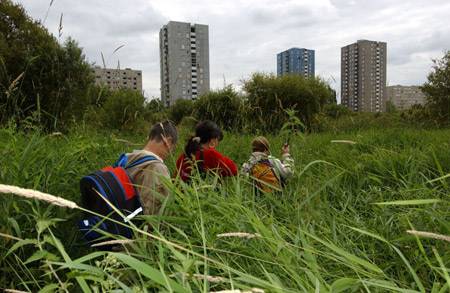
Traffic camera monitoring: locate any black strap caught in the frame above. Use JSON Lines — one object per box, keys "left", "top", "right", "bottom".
{"left": 197, "top": 150, "right": 204, "bottom": 176}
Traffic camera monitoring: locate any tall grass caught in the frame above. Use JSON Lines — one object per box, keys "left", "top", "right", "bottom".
{"left": 0, "top": 123, "right": 449, "bottom": 292}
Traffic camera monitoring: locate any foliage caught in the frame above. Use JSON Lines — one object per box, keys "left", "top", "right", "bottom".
{"left": 322, "top": 103, "right": 354, "bottom": 119}
{"left": 145, "top": 98, "right": 163, "bottom": 112}
{"left": 0, "top": 125, "right": 448, "bottom": 291}
{"left": 242, "top": 72, "right": 333, "bottom": 131}
{"left": 386, "top": 100, "right": 398, "bottom": 113}
{"left": 0, "top": 0, "right": 94, "bottom": 129}
{"left": 421, "top": 50, "right": 450, "bottom": 123}
{"left": 84, "top": 87, "right": 151, "bottom": 133}
{"left": 192, "top": 85, "right": 245, "bottom": 131}
{"left": 169, "top": 98, "right": 195, "bottom": 125}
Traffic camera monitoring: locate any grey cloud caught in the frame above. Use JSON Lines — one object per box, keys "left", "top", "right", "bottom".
{"left": 15, "top": 0, "right": 450, "bottom": 99}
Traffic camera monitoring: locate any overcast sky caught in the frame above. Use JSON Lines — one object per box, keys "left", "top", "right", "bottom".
{"left": 15, "top": 0, "right": 450, "bottom": 102}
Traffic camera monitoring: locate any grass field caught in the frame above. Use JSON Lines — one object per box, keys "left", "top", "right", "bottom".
{"left": 0, "top": 124, "right": 449, "bottom": 292}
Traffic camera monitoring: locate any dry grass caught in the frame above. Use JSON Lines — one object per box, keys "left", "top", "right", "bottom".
{"left": 210, "top": 289, "right": 264, "bottom": 293}
{"left": 0, "top": 184, "right": 79, "bottom": 209}
{"left": 169, "top": 273, "right": 224, "bottom": 283}
{"left": 407, "top": 230, "right": 450, "bottom": 242}
{"left": 0, "top": 232, "right": 22, "bottom": 241}
{"left": 330, "top": 140, "right": 357, "bottom": 144}
{"left": 217, "top": 232, "right": 262, "bottom": 239}
{"left": 91, "top": 239, "right": 134, "bottom": 248}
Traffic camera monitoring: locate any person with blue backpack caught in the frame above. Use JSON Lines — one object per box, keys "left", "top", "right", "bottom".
{"left": 124, "top": 120, "right": 178, "bottom": 215}
{"left": 78, "top": 120, "right": 178, "bottom": 248}
{"left": 241, "top": 136, "right": 294, "bottom": 194}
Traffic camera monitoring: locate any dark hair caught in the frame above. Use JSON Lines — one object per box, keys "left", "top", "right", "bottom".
{"left": 148, "top": 120, "right": 178, "bottom": 144}
{"left": 184, "top": 120, "right": 223, "bottom": 158}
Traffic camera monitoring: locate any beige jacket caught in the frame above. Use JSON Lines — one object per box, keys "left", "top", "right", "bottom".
{"left": 124, "top": 150, "right": 170, "bottom": 215}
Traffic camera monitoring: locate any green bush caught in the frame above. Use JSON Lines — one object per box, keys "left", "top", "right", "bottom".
{"left": 84, "top": 88, "right": 151, "bottom": 134}
{"left": 0, "top": 1, "right": 94, "bottom": 129}
{"left": 168, "top": 98, "right": 194, "bottom": 125}
{"left": 192, "top": 85, "right": 246, "bottom": 130}
{"left": 421, "top": 50, "right": 450, "bottom": 123}
{"left": 242, "top": 72, "right": 333, "bottom": 131}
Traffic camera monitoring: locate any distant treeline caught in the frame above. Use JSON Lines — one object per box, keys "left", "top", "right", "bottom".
{"left": 1, "top": 0, "right": 449, "bottom": 134}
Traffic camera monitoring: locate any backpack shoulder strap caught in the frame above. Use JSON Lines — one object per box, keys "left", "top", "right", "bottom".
{"left": 259, "top": 157, "right": 275, "bottom": 167}
{"left": 126, "top": 156, "right": 158, "bottom": 169}
{"left": 116, "top": 153, "right": 158, "bottom": 169}
{"left": 197, "top": 150, "right": 204, "bottom": 173}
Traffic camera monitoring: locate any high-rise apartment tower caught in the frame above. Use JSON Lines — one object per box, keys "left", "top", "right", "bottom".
{"left": 341, "top": 40, "right": 387, "bottom": 112}
{"left": 160, "top": 21, "right": 210, "bottom": 107}
{"left": 277, "top": 48, "right": 315, "bottom": 77}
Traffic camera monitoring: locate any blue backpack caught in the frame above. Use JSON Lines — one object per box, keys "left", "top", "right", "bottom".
{"left": 77, "top": 154, "right": 156, "bottom": 248}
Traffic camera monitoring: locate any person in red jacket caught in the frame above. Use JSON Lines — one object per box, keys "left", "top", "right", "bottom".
{"left": 175, "top": 120, "right": 237, "bottom": 182}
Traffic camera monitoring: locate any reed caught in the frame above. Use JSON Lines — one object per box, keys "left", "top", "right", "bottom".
{"left": 407, "top": 230, "right": 450, "bottom": 242}
{"left": 1, "top": 126, "right": 449, "bottom": 292}
{"left": 217, "top": 232, "right": 262, "bottom": 238}
{"left": 0, "top": 184, "right": 79, "bottom": 209}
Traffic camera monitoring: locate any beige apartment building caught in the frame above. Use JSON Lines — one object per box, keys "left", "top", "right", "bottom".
{"left": 386, "top": 85, "right": 426, "bottom": 110}
{"left": 92, "top": 66, "right": 143, "bottom": 94}
{"left": 341, "top": 40, "right": 387, "bottom": 112}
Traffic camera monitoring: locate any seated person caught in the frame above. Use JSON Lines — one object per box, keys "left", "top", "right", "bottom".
{"left": 241, "top": 136, "right": 294, "bottom": 193}
{"left": 175, "top": 120, "right": 237, "bottom": 182}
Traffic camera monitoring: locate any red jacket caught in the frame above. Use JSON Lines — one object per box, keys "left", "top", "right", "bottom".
{"left": 175, "top": 149, "right": 237, "bottom": 182}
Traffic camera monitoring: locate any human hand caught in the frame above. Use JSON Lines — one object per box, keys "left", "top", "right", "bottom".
{"left": 282, "top": 145, "right": 290, "bottom": 155}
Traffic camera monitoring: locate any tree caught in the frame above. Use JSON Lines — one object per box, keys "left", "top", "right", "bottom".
{"left": 0, "top": 0, "right": 94, "bottom": 128}
{"left": 192, "top": 85, "right": 245, "bottom": 130}
{"left": 420, "top": 50, "right": 450, "bottom": 121}
{"left": 169, "top": 98, "right": 194, "bottom": 125}
{"left": 242, "top": 72, "right": 333, "bottom": 131}
{"left": 386, "top": 101, "right": 397, "bottom": 113}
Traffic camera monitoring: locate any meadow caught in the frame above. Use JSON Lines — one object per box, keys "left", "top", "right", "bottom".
{"left": 0, "top": 123, "right": 449, "bottom": 292}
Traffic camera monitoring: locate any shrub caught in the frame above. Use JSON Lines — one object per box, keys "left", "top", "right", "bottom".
{"left": 0, "top": 1, "right": 94, "bottom": 129}
{"left": 168, "top": 98, "right": 195, "bottom": 125}
{"left": 84, "top": 88, "right": 150, "bottom": 133}
{"left": 242, "top": 72, "right": 333, "bottom": 131}
{"left": 192, "top": 85, "right": 245, "bottom": 130}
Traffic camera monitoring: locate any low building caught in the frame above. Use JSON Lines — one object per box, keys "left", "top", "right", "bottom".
{"left": 92, "top": 66, "right": 143, "bottom": 94}
{"left": 386, "top": 85, "right": 426, "bottom": 110}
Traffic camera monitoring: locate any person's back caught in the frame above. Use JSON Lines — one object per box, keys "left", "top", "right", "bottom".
{"left": 175, "top": 120, "right": 237, "bottom": 183}
{"left": 125, "top": 151, "right": 170, "bottom": 215}
{"left": 77, "top": 120, "right": 178, "bottom": 249}
{"left": 241, "top": 136, "right": 294, "bottom": 193}
{"left": 126, "top": 120, "right": 178, "bottom": 215}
